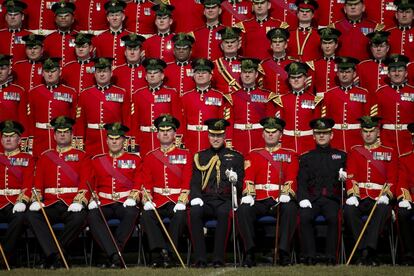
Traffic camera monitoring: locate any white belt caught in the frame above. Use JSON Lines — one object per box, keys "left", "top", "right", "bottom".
{"left": 45, "top": 187, "right": 78, "bottom": 194}
{"left": 153, "top": 187, "right": 181, "bottom": 196}
{"left": 333, "top": 123, "right": 360, "bottom": 130}
{"left": 28, "top": 29, "right": 55, "bottom": 36}
{"left": 255, "top": 184, "right": 280, "bottom": 191}
{"left": 99, "top": 191, "right": 130, "bottom": 200}
{"left": 187, "top": 124, "right": 208, "bottom": 131}
{"left": 140, "top": 126, "right": 158, "bottom": 132}
{"left": 382, "top": 124, "right": 408, "bottom": 131}
{"left": 0, "top": 189, "right": 21, "bottom": 196}
{"left": 87, "top": 123, "right": 105, "bottom": 130}
{"left": 36, "top": 122, "right": 52, "bottom": 129}
{"left": 358, "top": 182, "right": 384, "bottom": 190}
{"left": 233, "top": 123, "right": 262, "bottom": 130}
{"left": 79, "top": 30, "right": 106, "bottom": 35}
{"left": 283, "top": 129, "right": 313, "bottom": 137}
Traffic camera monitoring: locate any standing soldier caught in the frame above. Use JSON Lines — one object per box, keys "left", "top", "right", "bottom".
{"left": 298, "top": 118, "right": 347, "bottom": 265}
{"left": 43, "top": 1, "right": 78, "bottom": 66}
{"left": 0, "top": 121, "right": 34, "bottom": 263}
{"left": 373, "top": 54, "right": 414, "bottom": 156}
{"left": 387, "top": 0, "right": 414, "bottom": 61}
{"left": 189, "top": 118, "right": 244, "bottom": 268}
{"left": 230, "top": 58, "right": 270, "bottom": 156}
{"left": 140, "top": 115, "right": 192, "bottom": 268}
{"left": 75, "top": 57, "right": 130, "bottom": 156}
{"left": 93, "top": 0, "right": 130, "bottom": 67}
{"left": 0, "top": 0, "right": 31, "bottom": 65}
{"left": 13, "top": 34, "right": 46, "bottom": 93}
{"left": 181, "top": 59, "right": 233, "bottom": 154}
{"left": 62, "top": 33, "right": 96, "bottom": 95}
{"left": 313, "top": 27, "right": 341, "bottom": 96}
{"left": 87, "top": 122, "right": 141, "bottom": 268}
{"left": 237, "top": 117, "right": 298, "bottom": 267}
{"left": 130, "top": 58, "right": 183, "bottom": 156}
{"left": 74, "top": 0, "right": 108, "bottom": 34}
{"left": 344, "top": 116, "right": 397, "bottom": 265}
{"left": 322, "top": 57, "right": 370, "bottom": 152}
{"left": 357, "top": 31, "right": 391, "bottom": 95}
{"left": 28, "top": 58, "right": 78, "bottom": 158}
{"left": 27, "top": 116, "right": 89, "bottom": 268}
{"left": 112, "top": 33, "right": 147, "bottom": 98}
{"left": 142, "top": 3, "right": 176, "bottom": 63}
{"left": 164, "top": 33, "right": 196, "bottom": 96}
{"left": 124, "top": 0, "right": 156, "bottom": 35}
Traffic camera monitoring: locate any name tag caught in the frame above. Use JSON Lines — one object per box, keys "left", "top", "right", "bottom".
{"left": 250, "top": 94, "right": 267, "bottom": 103}
{"left": 301, "top": 99, "right": 315, "bottom": 109}
{"left": 10, "top": 157, "right": 29, "bottom": 167}
{"left": 65, "top": 154, "right": 79, "bottom": 162}
{"left": 106, "top": 93, "right": 124, "bottom": 102}
{"left": 272, "top": 153, "right": 291, "bottom": 163}
{"left": 169, "top": 154, "right": 187, "bottom": 164}
{"left": 401, "top": 93, "right": 414, "bottom": 102}
{"left": 205, "top": 96, "right": 222, "bottom": 106}
{"left": 118, "top": 159, "right": 136, "bottom": 169}
{"left": 331, "top": 154, "right": 342, "bottom": 160}
{"left": 373, "top": 152, "right": 391, "bottom": 161}
{"left": 350, "top": 93, "right": 366, "bottom": 103}
{"left": 3, "top": 92, "right": 20, "bottom": 101}
{"left": 54, "top": 92, "right": 73, "bottom": 103}
{"left": 154, "top": 94, "right": 171, "bottom": 103}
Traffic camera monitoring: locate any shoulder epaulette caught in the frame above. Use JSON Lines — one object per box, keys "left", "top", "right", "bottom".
{"left": 268, "top": 92, "right": 283, "bottom": 107}
{"left": 234, "top": 21, "right": 245, "bottom": 32}
{"left": 222, "top": 93, "right": 233, "bottom": 105}
{"left": 306, "top": 61, "right": 315, "bottom": 71}
{"left": 375, "top": 23, "right": 385, "bottom": 31}
{"left": 279, "top": 21, "right": 289, "bottom": 29}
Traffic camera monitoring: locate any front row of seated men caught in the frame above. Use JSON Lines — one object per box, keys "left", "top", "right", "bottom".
{"left": 0, "top": 113, "right": 413, "bottom": 268}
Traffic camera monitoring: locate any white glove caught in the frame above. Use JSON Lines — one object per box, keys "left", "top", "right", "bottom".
{"left": 279, "top": 194, "right": 291, "bottom": 203}
{"left": 377, "top": 195, "right": 389, "bottom": 205}
{"left": 143, "top": 201, "right": 156, "bottom": 211}
{"left": 88, "top": 200, "right": 99, "bottom": 210}
{"left": 338, "top": 168, "right": 347, "bottom": 181}
{"left": 190, "top": 197, "right": 204, "bottom": 206}
{"left": 123, "top": 198, "right": 137, "bottom": 207}
{"left": 68, "top": 202, "right": 83, "bottom": 212}
{"left": 299, "top": 199, "right": 312, "bottom": 208}
{"left": 173, "top": 202, "right": 186, "bottom": 212}
{"left": 241, "top": 195, "right": 255, "bottom": 206}
{"left": 225, "top": 169, "right": 238, "bottom": 183}
{"left": 12, "top": 202, "right": 26, "bottom": 213}
{"left": 399, "top": 200, "right": 412, "bottom": 210}
{"left": 346, "top": 196, "right": 359, "bottom": 207}
{"left": 29, "top": 202, "right": 44, "bottom": 211}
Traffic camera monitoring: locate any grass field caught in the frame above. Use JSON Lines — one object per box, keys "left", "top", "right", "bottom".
{"left": 2, "top": 265, "right": 414, "bottom": 276}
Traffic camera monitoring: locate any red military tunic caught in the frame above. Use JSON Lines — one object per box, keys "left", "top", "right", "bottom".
{"left": 268, "top": 0, "right": 298, "bottom": 29}
{"left": 34, "top": 147, "right": 89, "bottom": 207}
{"left": 230, "top": 87, "right": 271, "bottom": 156}
{"left": 333, "top": 18, "right": 378, "bottom": 61}
{"left": 0, "top": 150, "right": 34, "bottom": 209}
{"left": 242, "top": 146, "right": 298, "bottom": 200}
{"left": 191, "top": 24, "right": 225, "bottom": 60}
{"left": 74, "top": 0, "right": 108, "bottom": 34}
{"left": 212, "top": 56, "right": 242, "bottom": 94}
{"left": 43, "top": 30, "right": 78, "bottom": 66}
{"left": 62, "top": 59, "right": 96, "bottom": 95}
{"left": 260, "top": 56, "right": 295, "bottom": 95}
{"left": 322, "top": 85, "right": 370, "bottom": 152}
{"left": 93, "top": 29, "right": 131, "bottom": 67}
{"left": 387, "top": 26, "right": 414, "bottom": 61}
{"left": 287, "top": 27, "right": 322, "bottom": 62}
{"left": 28, "top": 83, "right": 78, "bottom": 157}
{"left": 314, "top": 56, "right": 338, "bottom": 95}
{"left": 124, "top": 0, "right": 156, "bottom": 35}
{"left": 141, "top": 146, "right": 192, "bottom": 207}
{"left": 372, "top": 84, "right": 414, "bottom": 156}
{"left": 239, "top": 17, "right": 285, "bottom": 60}
{"left": 112, "top": 63, "right": 146, "bottom": 98}
{"left": 357, "top": 59, "right": 389, "bottom": 95}
{"left": 365, "top": 0, "right": 397, "bottom": 29}
{"left": 13, "top": 59, "right": 44, "bottom": 92}
{"left": 164, "top": 60, "right": 195, "bottom": 96}
{"left": 396, "top": 150, "right": 414, "bottom": 201}
{"left": 86, "top": 151, "right": 141, "bottom": 206}
{"left": 142, "top": 32, "right": 175, "bottom": 63}
{"left": 220, "top": 0, "right": 253, "bottom": 27}
{"left": 314, "top": 0, "right": 344, "bottom": 27}
{"left": 130, "top": 85, "right": 183, "bottom": 156}
{"left": 181, "top": 87, "right": 232, "bottom": 154}
{"left": 0, "top": 28, "right": 32, "bottom": 65}
{"left": 169, "top": 0, "right": 204, "bottom": 33}
{"left": 346, "top": 142, "right": 397, "bottom": 200}
{"left": 75, "top": 84, "right": 130, "bottom": 156}
{"left": 25, "top": 0, "right": 56, "bottom": 35}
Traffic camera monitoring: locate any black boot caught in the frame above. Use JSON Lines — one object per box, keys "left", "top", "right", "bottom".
{"left": 242, "top": 251, "right": 256, "bottom": 268}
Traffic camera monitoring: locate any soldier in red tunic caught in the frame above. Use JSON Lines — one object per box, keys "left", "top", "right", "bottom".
{"left": 86, "top": 122, "right": 141, "bottom": 268}
{"left": 237, "top": 117, "right": 298, "bottom": 267}
{"left": 124, "top": 0, "right": 156, "bottom": 35}
{"left": 344, "top": 116, "right": 397, "bottom": 265}
{"left": 314, "top": 0, "right": 345, "bottom": 28}
{"left": 140, "top": 115, "right": 192, "bottom": 268}
{"left": 25, "top": 0, "right": 57, "bottom": 35}
{"left": 364, "top": 0, "right": 398, "bottom": 29}
{"left": 220, "top": 0, "right": 253, "bottom": 27}
{"left": 27, "top": 116, "right": 89, "bottom": 268}
{"left": 73, "top": 0, "right": 108, "bottom": 34}
{"left": 169, "top": 0, "right": 205, "bottom": 33}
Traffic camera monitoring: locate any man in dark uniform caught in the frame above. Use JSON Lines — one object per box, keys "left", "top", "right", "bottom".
{"left": 189, "top": 118, "right": 244, "bottom": 268}
{"left": 237, "top": 117, "right": 299, "bottom": 267}
{"left": 297, "top": 117, "right": 347, "bottom": 265}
